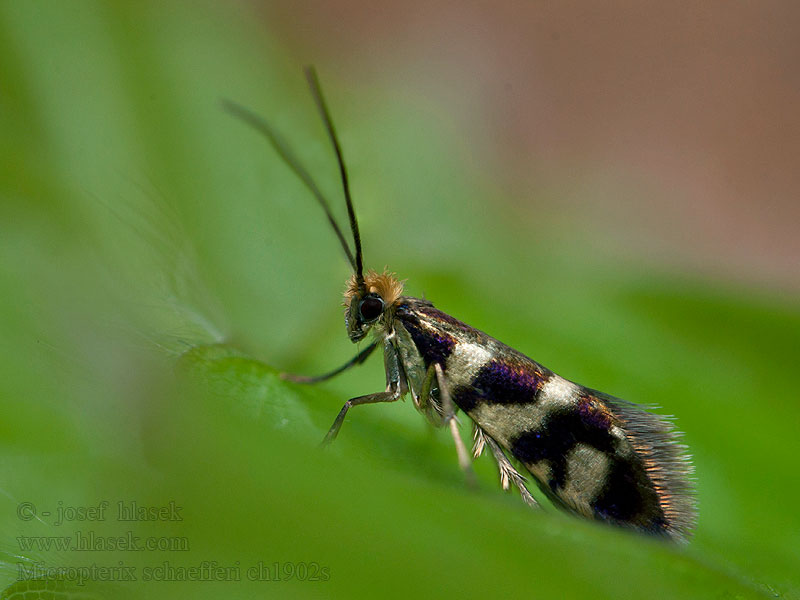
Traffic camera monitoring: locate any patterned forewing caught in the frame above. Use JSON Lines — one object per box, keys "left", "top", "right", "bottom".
{"left": 394, "top": 298, "right": 695, "bottom": 540}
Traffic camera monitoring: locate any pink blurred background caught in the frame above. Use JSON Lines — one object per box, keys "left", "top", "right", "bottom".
{"left": 260, "top": 0, "right": 799, "bottom": 292}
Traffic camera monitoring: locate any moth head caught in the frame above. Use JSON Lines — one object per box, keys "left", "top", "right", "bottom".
{"left": 344, "top": 269, "right": 404, "bottom": 342}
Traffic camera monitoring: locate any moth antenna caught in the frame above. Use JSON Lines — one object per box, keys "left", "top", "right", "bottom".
{"left": 303, "top": 66, "right": 365, "bottom": 290}
{"left": 221, "top": 98, "right": 358, "bottom": 273}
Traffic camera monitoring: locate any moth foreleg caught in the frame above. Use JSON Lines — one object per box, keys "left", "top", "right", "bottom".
{"left": 480, "top": 430, "right": 538, "bottom": 508}
{"left": 321, "top": 387, "right": 401, "bottom": 446}
{"left": 281, "top": 341, "right": 378, "bottom": 384}
{"left": 434, "top": 363, "right": 476, "bottom": 487}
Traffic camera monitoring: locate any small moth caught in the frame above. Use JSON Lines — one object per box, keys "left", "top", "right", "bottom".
{"left": 225, "top": 67, "right": 697, "bottom": 542}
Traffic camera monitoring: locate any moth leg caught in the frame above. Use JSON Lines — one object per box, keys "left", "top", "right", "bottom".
{"left": 434, "top": 363, "right": 476, "bottom": 487}
{"left": 477, "top": 427, "right": 538, "bottom": 508}
{"left": 321, "top": 387, "right": 401, "bottom": 446}
{"left": 472, "top": 423, "right": 487, "bottom": 459}
{"left": 281, "top": 341, "right": 378, "bottom": 384}
{"left": 416, "top": 363, "right": 443, "bottom": 426}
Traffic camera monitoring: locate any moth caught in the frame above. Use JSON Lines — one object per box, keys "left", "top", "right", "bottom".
{"left": 224, "top": 67, "right": 697, "bottom": 542}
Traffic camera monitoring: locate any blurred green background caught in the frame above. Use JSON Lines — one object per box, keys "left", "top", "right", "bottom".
{"left": 1, "top": 1, "right": 798, "bottom": 599}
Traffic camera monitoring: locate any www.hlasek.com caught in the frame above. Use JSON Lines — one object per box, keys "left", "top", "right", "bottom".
{"left": 17, "top": 531, "right": 189, "bottom": 552}
{"left": 17, "top": 560, "right": 331, "bottom": 585}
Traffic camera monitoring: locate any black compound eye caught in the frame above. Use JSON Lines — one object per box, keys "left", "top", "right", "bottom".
{"left": 358, "top": 295, "right": 384, "bottom": 322}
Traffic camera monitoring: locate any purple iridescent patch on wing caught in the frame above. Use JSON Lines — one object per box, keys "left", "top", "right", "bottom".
{"left": 577, "top": 394, "right": 616, "bottom": 430}
{"left": 473, "top": 358, "right": 546, "bottom": 405}
{"left": 452, "top": 358, "right": 545, "bottom": 412}
{"left": 396, "top": 307, "right": 456, "bottom": 367}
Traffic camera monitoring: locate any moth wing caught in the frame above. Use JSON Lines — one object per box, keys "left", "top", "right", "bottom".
{"left": 394, "top": 299, "right": 696, "bottom": 539}
{"left": 513, "top": 382, "right": 693, "bottom": 540}
{"left": 449, "top": 352, "right": 695, "bottom": 540}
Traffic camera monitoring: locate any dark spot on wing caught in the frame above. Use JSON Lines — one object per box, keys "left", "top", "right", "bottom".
{"left": 451, "top": 358, "right": 546, "bottom": 413}
{"left": 451, "top": 385, "right": 479, "bottom": 412}
{"left": 477, "top": 359, "right": 545, "bottom": 405}
{"left": 591, "top": 457, "right": 666, "bottom": 532}
{"left": 397, "top": 310, "right": 456, "bottom": 368}
{"left": 511, "top": 409, "right": 617, "bottom": 489}
{"left": 591, "top": 458, "right": 644, "bottom": 521}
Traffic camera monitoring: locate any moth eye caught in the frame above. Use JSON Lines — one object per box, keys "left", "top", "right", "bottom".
{"left": 358, "top": 295, "right": 384, "bottom": 322}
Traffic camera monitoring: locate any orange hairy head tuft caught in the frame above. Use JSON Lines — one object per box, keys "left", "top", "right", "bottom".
{"left": 343, "top": 269, "right": 405, "bottom": 306}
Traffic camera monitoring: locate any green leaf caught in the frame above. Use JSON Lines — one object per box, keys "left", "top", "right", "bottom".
{"left": 1, "top": 2, "right": 798, "bottom": 599}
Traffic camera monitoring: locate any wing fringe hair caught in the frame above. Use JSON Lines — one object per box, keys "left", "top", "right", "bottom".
{"left": 604, "top": 394, "right": 697, "bottom": 541}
